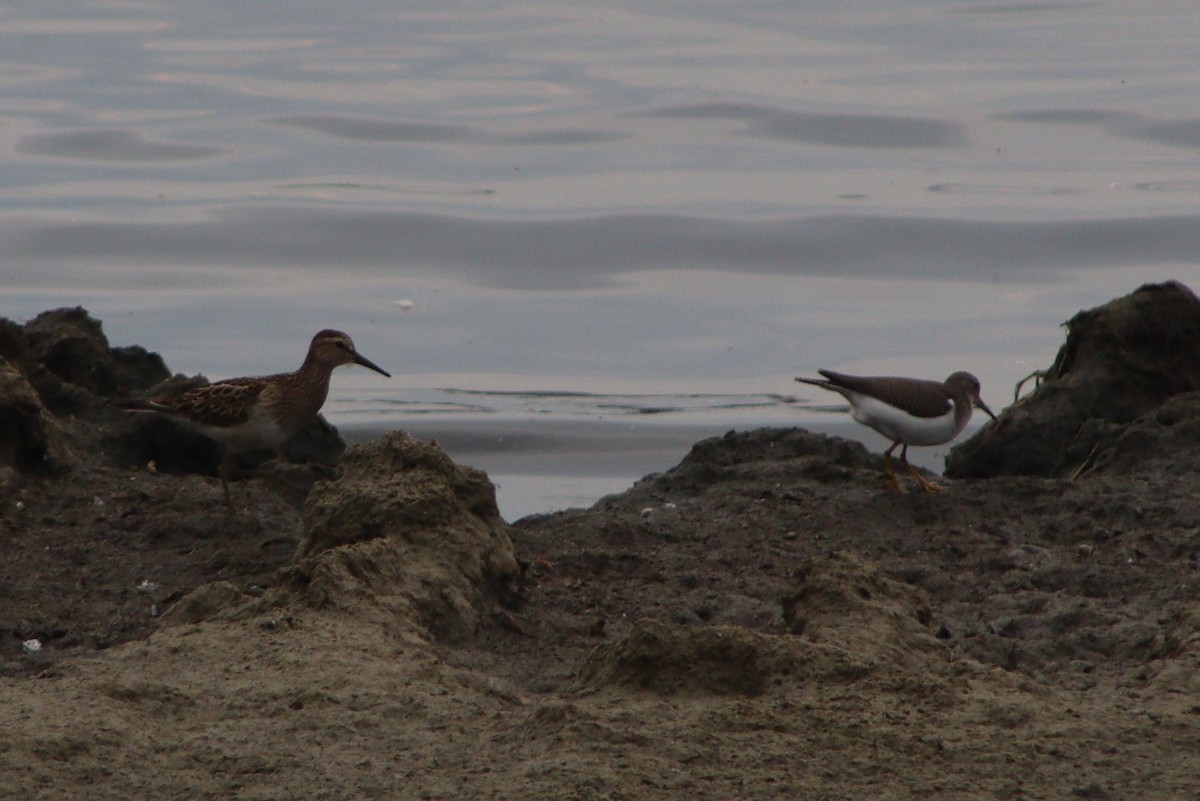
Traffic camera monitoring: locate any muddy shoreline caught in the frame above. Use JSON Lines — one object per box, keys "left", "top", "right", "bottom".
{"left": 3, "top": 283, "right": 1200, "bottom": 799}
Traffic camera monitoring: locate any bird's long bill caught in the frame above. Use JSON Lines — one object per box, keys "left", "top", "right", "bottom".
{"left": 354, "top": 352, "right": 392, "bottom": 377}
{"left": 975, "top": 397, "right": 997, "bottom": 421}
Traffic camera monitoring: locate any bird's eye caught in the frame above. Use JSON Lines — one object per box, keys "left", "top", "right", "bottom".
{"left": 335, "top": 341, "right": 347, "bottom": 349}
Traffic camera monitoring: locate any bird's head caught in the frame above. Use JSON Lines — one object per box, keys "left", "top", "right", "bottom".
{"left": 946, "top": 371, "right": 995, "bottom": 420}
{"left": 309, "top": 330, "right": 391, "bottom": 377}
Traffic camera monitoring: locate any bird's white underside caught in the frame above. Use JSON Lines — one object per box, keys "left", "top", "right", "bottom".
{"left": 847, "top": 393, "right": 964, "bottom": 446}
{"left": 186, "top": 404, "right": 288, "bottom": 452}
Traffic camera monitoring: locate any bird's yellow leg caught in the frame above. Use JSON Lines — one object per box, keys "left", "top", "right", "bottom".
{"left": 900, "top": 446, "right": 943, "bottom": 493}
{"left": 218, "top": 451, "right": 236, "bottom": 514}
{"left": 883, "top": 443, "right": 907, "bottom": 494}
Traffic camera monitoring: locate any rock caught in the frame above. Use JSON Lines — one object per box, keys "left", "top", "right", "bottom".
{"left": 1079, "top": 392, "right": 1200, "bottom": 478}
{"left": 13, "top": 307, "right": 167, "bottom": 415}
{"left": 278, "top": 414, "right": 346, "bottom": 467}
{"left": 948, "top": 281, "right": 1200, "bottom": 478}
{"left": 280, "top": 431, "right": 520, "bottom": 641}
{"left": 0, "top": 360, "right": 75, "bottom": 473}
{"left": 651, "top": 427, "right": 877, "bottom": 495}
{"left": 23, "top": 307, "right": 121, "bottom": 402}
{"left": 110, "top": 345, "right": 171, "bottom": 393}
{"left": 0, "top": 318, "right": 33, "bottom": 376}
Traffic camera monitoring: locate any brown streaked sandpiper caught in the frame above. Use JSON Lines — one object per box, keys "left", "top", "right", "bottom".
{"left": 795, "top": 369, "right": 996, "bottom": 493}
{"left": 118, "top": 329, "right": 390, "bottom": 511}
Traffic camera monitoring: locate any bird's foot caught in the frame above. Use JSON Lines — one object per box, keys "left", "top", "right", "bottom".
{"left": 256, "top": 469, "right": 308, "bottom": 495}
{"left": 220, "top": 479, "right": 238, "bottom": 515}
{"left": 916, "top": 476, "right": 944, "bottom": 494}
{"left": 905, "top": 462, "right": 943, "bottom": 494}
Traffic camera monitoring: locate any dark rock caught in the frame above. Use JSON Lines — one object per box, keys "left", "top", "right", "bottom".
{"left": 24, "top": 307, "right": 120, "bottom": 400}
{"left": 1076, "top": 392, "right": 1200, "bottom": 478}
{"left": 948, "top": 281, "right": 1200, "bottom": 478}
{"left": 279, "top": 413, "right": 346, "bottom": 467}
{"left": 110, "top": 345, "right": 171, "bottom": 393}
{"left": 653, "top": 427, "right": 876, "bottom": 495}
{"left": 0, "top": 319, "right": 33, "bottom": 376}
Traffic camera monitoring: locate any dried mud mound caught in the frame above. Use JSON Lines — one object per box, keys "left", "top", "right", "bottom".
{"left": 269, "top": 431, "right": 521, "bottom": 641}
{"left": 579, "top": 552, "right": 947, "bottom": 697}
{"left": 0, "top": 359, "right": 75, "bottom": 474}
{"left": 779, "top": 550, "right": 946, "bottom": 674}
{"left": 949, "top": 280, "right": 1200, "bottom": 478}
{"left": 163, "top": 431, "right": 523, "bottom": 643}
{"left": 578, "top": 620, "right": 791, "bottom": 696}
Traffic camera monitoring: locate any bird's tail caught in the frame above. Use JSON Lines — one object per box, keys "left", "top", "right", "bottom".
{"left": 111, "top": 396, "right": 164, "bottom": 413}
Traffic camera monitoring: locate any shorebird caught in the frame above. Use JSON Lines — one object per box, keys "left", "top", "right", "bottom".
{"left": 118, "top": 329, "right": 390, "bottom": 511}
{"left": 795, "top": 369, "right": 996, "bottom": 493}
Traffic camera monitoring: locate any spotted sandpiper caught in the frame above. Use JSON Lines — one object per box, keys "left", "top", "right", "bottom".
{"left": 118, "top": 329, "right": 391, "bottom": 511}
{"left": 795, "top": 369, "right": 996, "bottom": 493}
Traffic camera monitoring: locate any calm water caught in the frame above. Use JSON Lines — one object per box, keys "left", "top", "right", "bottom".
{"left": 4, "top": 2, "right": 1198, "bottom": 517}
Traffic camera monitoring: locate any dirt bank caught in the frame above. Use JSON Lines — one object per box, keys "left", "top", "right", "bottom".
{"left": 2, "top": 284, "right": 1199, "bottom": 799}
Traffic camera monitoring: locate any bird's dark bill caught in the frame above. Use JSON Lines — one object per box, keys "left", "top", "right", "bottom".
{"left": 354, "top": 353, "right": 391, "bottom": 377}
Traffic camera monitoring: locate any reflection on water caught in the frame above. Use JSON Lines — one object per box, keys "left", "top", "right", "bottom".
{"left": 2, "top": 1, "right": 1198, "bottom": 513}
{"left": 333, "top": 386, "right": 805, "bottom": 423}
{"left": 10, "top": 210, "right": 1200, "bottom": 288}
{"left": 638, "top": 103, "right": 970, "bottom": 148}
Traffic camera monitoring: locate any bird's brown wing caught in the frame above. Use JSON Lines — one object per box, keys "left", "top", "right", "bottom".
{"left": 817, "top": 370, "right": 952, "bottom": 419}
{"left": 150, "top": 378, "right": 268, "bottom": 427}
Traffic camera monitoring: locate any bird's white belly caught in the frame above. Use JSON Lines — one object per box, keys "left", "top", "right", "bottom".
{"left": 195, "top": 406, "right": 288, "bottom": 452}
{"left": 851, "top": 395, "right": 962, "bottom": 446}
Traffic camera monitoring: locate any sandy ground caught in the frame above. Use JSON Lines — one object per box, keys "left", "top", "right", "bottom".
{"left": 3, "top": 285, "right": 1200, "bottom": 799}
